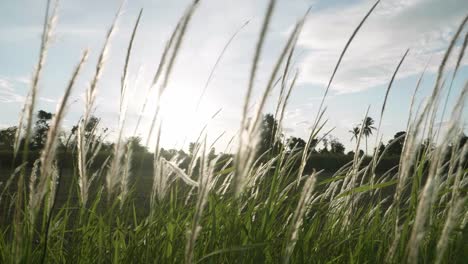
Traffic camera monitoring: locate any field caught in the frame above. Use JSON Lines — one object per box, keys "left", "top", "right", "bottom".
{"left": 0, "top": 0, "right": 467, "bottom": 263}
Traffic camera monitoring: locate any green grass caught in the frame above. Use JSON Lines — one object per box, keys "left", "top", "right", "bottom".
{"left": 0, "top": 0, "right": 467, "bottom": 263}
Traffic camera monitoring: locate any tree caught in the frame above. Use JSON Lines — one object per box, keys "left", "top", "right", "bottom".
{"left": 64, "top": 124, "right": 78, "bottom": 149}
{"left": 349, "top": 126, "right": 360, "bottom": 142}
{"left": 386, "top": 131, "right": 406, "bottom": 156}
{"left": 127, "top": 136, "right": 147, "bottom": 153}
{"left": 319, "top": 138, "right": 329, "bottom": 154}
{"left": 361, "top": 117, "right": 376, "bottom": 155}
{"left": 208, "top": 147, "right": 216, "bottom": 161}
{"left": 189, "top": 142, "right": 201, "bottom": 156}
{"left": 257, "top": 114, "right": 282, "bottom": 160}
{"left": 31, "top": 110, "right": 53, "bottom": 149}
{"left": 68, "top": 116, "right": 107, "bottom": 151}
{"left": 377, "top": 143, "right": 386, "bottom": 156}
{"left": 330, "top": 137, "right": 345, "bottom": 155}
{"left": 0, "top": 126, "right": 17, "bottom": 150}
{"left": 287, "top": 137, "right": 306, "bottom": 153}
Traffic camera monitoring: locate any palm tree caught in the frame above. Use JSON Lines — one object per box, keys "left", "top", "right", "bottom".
{"left": 361, "top": 117, "right": 376, "bottom": 154}
{"left": 349, "top": 126, "right": 360, "bottom": 142}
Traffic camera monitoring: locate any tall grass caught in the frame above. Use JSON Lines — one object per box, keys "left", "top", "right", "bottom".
{"left": 0, "top": 1, "right": 467, "bottom": 264}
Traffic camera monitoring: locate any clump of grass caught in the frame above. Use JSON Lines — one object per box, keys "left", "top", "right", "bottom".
{"left": 1, "top": 1, "right": 467, "bottom": 264}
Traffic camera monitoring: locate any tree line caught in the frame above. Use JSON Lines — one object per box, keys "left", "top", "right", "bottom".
{"left": 0, "top": 110, "right": 437, "bottom": 173}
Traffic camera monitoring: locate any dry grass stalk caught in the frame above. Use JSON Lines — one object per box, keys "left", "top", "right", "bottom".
{"left": 283, "top": 172, "right": 317, "bottom": 264}
{"left": 146, "top": 0, "right": 201, "bottom": 146}
{"left": 121, "top": 8, "right": 143, "bottom": 110}
{"left": 386, "top": 16, "right": 468, "bottom": 262}
{"left": 185, "top": 139, "right": 219, "bottom": 264}
{"left": 298, "top": 0, "right": 380, "bottom": 187}
{"left": 236, "top": 12, "right": 306, "bottom": 196}
{"left": 38, "top": 51, "right": 88, "bottom": 204}
{"left": 309, "top": 0, "right": 381, "bottom": 140}
{"left": 407, "top": 80, "right": 467, "bottom": 263}
{"left": 77, "top": 3, "right": 123, "bottom": 205}
{"left": 370, "top": 49, "right": 409, "bottom": 181}
{"left": 435, "top": 143, "right": 467, "bottom": 264}
{"left": 196, "top": 20, "right": 250, "bottom": 109}
{"left": 120, "top": 141, "right": 133, "bottom": 207}
{"left": 436, "top": 31, "right": 468, "bottom": 142}
{"left": 14, "top": 0, "right": 58, "bottom": 158}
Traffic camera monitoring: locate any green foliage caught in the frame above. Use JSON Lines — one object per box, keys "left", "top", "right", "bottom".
{"left": 1, "top": 1, "right": 466, "bottom": 263}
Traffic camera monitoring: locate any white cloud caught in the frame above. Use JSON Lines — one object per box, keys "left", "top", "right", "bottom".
{"left": 39, "top": 97, "right": 56, "bottom": 103}
{"left": 297, "top": 0, "right": 468, "bottom": 93}
{"left": 0, "top": 77, "right": 25, "bottom": 103}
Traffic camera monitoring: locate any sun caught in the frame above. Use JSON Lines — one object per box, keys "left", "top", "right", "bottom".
{"left": 154, "top": 86, "right": 220, "bottom": 148}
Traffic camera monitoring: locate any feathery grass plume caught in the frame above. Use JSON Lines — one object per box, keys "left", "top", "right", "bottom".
{"left": 153, "top": 154, "right": 198, "bottom": 203}
{"left": 298, "top": 0, "right": 380, "bottom": 185}
{"left": 120, "top": 141, "right": 133, "bottom": 208}
{"left": 405, "top": 57, "right": 432, "bottom": 132}
{"left": 209, "top": 130, "right": 226, "bottom": 150}
{"left": 150, "top": 120, "right": 165, "bottom": 208}
{"left": 435, "top": 197, "right": 467, "bottom": 264}
{"left": 77, "top": 2, "right": 123, "bottom": 205}
{"left": 28, "top": 159, "right": 41, "bottom": 216}
{"left": 0, "top": 163, "right": 26, "bottom": 205}
{"left": 235, "top": 10, "right": 305, "bottom": 196}
{"left": 146, "top": 0, "right": 201, "bottom": 146}
{"left": 37, "top": 50, "right": 88, "bottom": 204}
{"left": 248, "top": 15, "right": 307, "bottom": 139}
{"left": 133, "top": 20, "right": 182, "bottom": 137}
{"left": 150, "top": 120, "right": 197, "bottom": 204}
{"left": 378, "top": 49, "right": 410, "bottom": 129}
{"left": 45, "top": 162, "right": 59, "bottom": 216}
{"left": 346, "top": 107, "right": 369, "bottom": 189}
{"left": 76, "top": 121, "right": 88, "bottom": 205}
{"left": 370, "top": 49, "right": 409, "bottom": 180}
{"left": 240, "top": 0, "right": 276, "bottom": 134}
{"left": 210, "top": 157, "right": 233, "bottom": 191}
{"left": 107, "top": 46, "right": 135, "bottom": 203}
{"left": 188, "top": 128, "right": 207, "bottom": 176}
{"left": 27, "top": 50, "right": 88, "bottom": 263}
{"left": 248, "top": 154, "right": 283, "bottom": 201}
{"left": 396, "top": 13, "right": 466, "bottom": 203}
{"left": 166, "top": 161, "right": 199, "bottom": 187}
{"left": 185, "top": 139, "right": 219, "bottom": 264}
{"left": 247, "top": 156, "right": 279, "bottom": 195}
{"left": 183, "top": 130, "right": 208, "bottom": 204}
{"left": 442, "top": 130, "right": 466, "bottom": 196}
{"left": 436, "top": 31, "right": 468, "bottom": 141}
{"left": 297, "top": 109, "right": 327, "bottom": 184}
{"left": 283, "top": 172, "right": 317, "bottom": 264}
{"left": 15, "top": 0, "right": 57, "bottom": 198}
{"left": 272, "top": 19, "right": 305, "bottom": 148}
{"left": 435, "top": 143, "right": 467, "bottom": 264}
{"left": 162, "top": 1, "right": 200, "bottom": 90}
{"left": 11, "top": 2, "right": 58, "bottom": 259}
{"left": 121, "top": 8, "right": 143, "bottom": 110}
{"left": 275, "top": 31, "right": 298, "bottom": 120}
{"left": 274, "top": 70, "right": 299, "bottom": 144}
{"left": 407, "top": 81, "right": 467, "bottom": 263}
{"left": 387, "top": 17, "right": 468, "bottom": 261}
{"left": 234, "top": 0, "right": 276, "bottom": 195}
{"left": 309, "top": 0, "right": 380, "bottom": 136}
{"left": 195, "top": 20, "right": 250, "bottom": 110}
{"left": 83, "top": 2, "right": 123, "bottom": 123}
{"left": 14, "top": 0, "right": 58, "bottom": 158}
{"left": 418, "top": 14, "right": 467, "bottom": 141}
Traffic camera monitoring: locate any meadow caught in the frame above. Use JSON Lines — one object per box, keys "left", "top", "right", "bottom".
{"left": 0, "top": 0, "right": 467, "bottom": 263}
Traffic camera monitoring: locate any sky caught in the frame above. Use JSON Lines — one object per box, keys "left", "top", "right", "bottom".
{"left": 0, "top": 0, "right": 467, "bottom": 153}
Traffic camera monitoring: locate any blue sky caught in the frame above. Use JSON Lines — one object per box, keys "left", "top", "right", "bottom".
{"left": 0, "top": 0, "right": 467, "bottom": 152}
